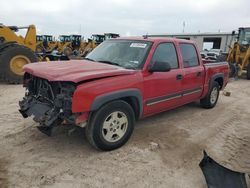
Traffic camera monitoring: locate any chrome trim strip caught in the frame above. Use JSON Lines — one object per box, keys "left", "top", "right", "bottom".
{"left": 146, "top": 87, "right": 202, "bottom": 106}
{"left": 146, "top": 94, "right": 182, "bottom": 106}
{"left": 183, "top": 89, "right": 202, "bottom": 96}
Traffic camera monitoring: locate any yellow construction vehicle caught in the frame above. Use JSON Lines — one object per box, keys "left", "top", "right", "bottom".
{"left": 36, "top": 35, "right": 57, "bottom": 53}
{"left": 0, "top": 24, "right": 38, "bottom": 83}
{"left": 81, "top": 39, "right": 97, "bottom": 57}
{"left": 91, "top": 34, "right": 105, "bottom": 45}
{"left": 57, "top": 35, "right": 89, "bottom": 56}
{"left": 227, "top": 27, "right": 250, "bottom": 79}
{"left": 36, "top": 35, "right": 44, "bottom": 53}
{"left": 57, "top": 35, "right": 72, "bottom": 56}
{"left": 104, "top": 33, "right": 120, "bottom": 40}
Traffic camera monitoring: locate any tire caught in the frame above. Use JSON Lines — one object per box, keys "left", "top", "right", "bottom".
{"left": 63, "top": 47, "right": 72, "bottom": 56}
{"left": 200, "top": 82, "right": 220, "bottom": 109}
{"left": 247, "top": 62, "right": 250, "bottom": 80}
{"left": 0, "top": 44, "right": 37, "bottom": 84}
{"left": 229, "top": 63, "right": 237, "bottom": 78}
{"left": 36, "top": 44, "right": 45, "bottom": 53}
{"left": 85, "top": 100, "right": 135, "bottom": 151}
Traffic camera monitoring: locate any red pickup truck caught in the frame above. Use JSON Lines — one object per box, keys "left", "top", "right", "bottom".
{"left": 19, "top": 37, "right": 229, "bottom": 151}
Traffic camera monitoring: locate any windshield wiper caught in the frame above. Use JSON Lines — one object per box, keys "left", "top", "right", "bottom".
{"left": 97, "top": 60, "right": 120, "bottom": 66}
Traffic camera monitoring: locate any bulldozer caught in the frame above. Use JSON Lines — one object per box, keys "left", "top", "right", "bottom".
{"left": 0, "top": 24, "right": 38, "bottom": 83}
{"left": 227, "top": 27, "right": 250, "bottom": 79}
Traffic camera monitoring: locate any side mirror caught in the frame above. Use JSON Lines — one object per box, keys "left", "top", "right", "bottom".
{"left": 149, "top": 61, "right": 171, "bottom": 72}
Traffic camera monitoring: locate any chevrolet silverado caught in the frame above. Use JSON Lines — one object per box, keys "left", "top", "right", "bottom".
{"left": 19, "top": 37, "right": 229, "bottom": 151}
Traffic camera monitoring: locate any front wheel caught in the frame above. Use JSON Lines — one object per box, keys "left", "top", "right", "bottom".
{"left": 200, "top": 82, "right": 220, "bottom": 109}
{"left": 85, "top": 100, "right": 135, "bottom": 151}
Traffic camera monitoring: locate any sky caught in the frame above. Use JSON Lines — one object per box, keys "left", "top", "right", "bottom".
{"left": 1, "top": 0, "right": 249, "bottom": 39}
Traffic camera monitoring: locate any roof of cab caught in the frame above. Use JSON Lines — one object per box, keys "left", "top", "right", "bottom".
{"left": 110, "top": 36, "right": 194, "bottom": 44}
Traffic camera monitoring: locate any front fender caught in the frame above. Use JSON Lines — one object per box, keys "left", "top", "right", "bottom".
{"left": 72, "top": 88, "right": 143, "bottom": 116}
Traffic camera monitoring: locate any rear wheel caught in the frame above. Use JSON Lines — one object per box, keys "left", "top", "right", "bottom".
{"left": 229, "top": 63, "right": 237, "bottom": 78}
{"left": 0, "top": 44, "right": 37, "bottom": 84}
{"left": 247, "top": 62, "right": 250, "bottom": 80}
{"left": 85, "top": 100, "right": 135, "bottom": 151}
{"left": 200, "top": 82, "right": 220, "bottom": 109}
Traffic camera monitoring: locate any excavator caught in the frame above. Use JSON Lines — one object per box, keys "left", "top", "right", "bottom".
{"left": 0, "top": 24, "right": 38, "bottom": 83}
{"left": 227, "top": 27, "right": 250, "bottom": 79}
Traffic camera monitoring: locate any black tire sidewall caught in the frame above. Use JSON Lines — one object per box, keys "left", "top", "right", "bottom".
{"left": 88, "top": 100, "right": 135, "bottom": 151}
{"left": 247, "top": 61, "right": 250, "bottom": 80}
{"left": 229, "top": 63, "right": 237, "bottom": 78}
{"left": 0, "top": 45, "right": 37, "bottom": 83}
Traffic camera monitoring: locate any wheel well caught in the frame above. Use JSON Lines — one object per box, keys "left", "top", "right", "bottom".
{"left": 120, "top": 97, "right": 140, "bottom": 120}
{"left": 214, "top": 77, "right": 223, "bottom": 89}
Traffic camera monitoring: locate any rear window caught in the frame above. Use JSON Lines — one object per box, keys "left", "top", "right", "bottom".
{"left": 180, "top": 44, "right": 199, "bottom": 68}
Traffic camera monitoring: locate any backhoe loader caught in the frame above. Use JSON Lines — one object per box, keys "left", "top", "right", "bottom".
{"left": 0, "top": 24, "right": 38, "bottom": 83}
{"left": 227, "top": 27, "right": 250, "bottom": 79}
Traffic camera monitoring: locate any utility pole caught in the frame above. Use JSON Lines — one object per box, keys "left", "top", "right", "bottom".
{"left": 182, "top": 21, "right": 186, "bottom": 33}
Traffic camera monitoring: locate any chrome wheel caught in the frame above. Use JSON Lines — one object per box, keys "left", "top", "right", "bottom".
{"left": 210, "top": 87, "right": 218, "bottom": 104}
{"left": 102, "top": 111, "right": 128, "bottom": 143}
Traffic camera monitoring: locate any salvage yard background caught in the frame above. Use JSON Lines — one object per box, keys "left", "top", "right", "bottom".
{"left": 0, "top": 79, "right": 250, "bottom": 187}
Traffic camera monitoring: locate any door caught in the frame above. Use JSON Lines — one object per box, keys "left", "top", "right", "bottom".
{"left": 143, "top": 42, "right": 183, "bottom": 116}
{"left": 179, "top": 43, "right": 204, "bottom": 103}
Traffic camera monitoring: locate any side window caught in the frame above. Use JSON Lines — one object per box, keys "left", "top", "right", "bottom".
{"left": 152, "top": 43, "right": 178, "bottom": 69}
{"left": 180, "top": 44, "right": 199, "bottom": 68}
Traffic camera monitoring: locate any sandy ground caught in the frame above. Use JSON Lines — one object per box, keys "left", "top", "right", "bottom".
{"left": 0, "top": 79, "right": 250, "bottom": 188}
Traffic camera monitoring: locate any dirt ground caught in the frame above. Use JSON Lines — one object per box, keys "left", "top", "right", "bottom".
{"left": 0, "top": 79, "right": 250, "bottom": 188}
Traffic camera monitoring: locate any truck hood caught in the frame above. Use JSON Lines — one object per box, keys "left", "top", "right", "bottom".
{"left": 23, "top": 60, "right": 136, "bottom": 83}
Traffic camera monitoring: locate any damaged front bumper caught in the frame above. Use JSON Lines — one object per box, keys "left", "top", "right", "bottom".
{"left": 19, "top": 75, "right": 79, "bottom": 135}
{"left": 19, "top": 95, "right": 61, "bottom": 127}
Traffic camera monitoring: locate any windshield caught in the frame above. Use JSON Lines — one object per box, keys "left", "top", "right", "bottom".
{"left": 239, "top": 28, "right": 250, "bottom": 45}
{"left": 86, "top": 40, "right": 151, "bottom": 69}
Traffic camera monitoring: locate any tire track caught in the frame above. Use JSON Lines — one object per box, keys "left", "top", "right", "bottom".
{"left": 0, "top": 158, "right": 8, "bottom": 188}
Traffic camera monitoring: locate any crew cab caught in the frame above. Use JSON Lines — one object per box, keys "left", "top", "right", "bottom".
{"left": 19, "top": 37, "right": 229, "bottom": 151}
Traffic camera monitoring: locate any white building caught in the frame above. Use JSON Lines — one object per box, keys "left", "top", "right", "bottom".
{"left": 148, "top": 32, "right": 236, "bottom": 52}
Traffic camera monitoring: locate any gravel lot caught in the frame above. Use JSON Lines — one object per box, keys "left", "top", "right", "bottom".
{"left": 0, "top": 79, "right": 250, "bottom": 188}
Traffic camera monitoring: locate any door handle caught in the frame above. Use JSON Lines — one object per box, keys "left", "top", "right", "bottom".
{"left": 196, "top": 72, "right": 202, "bottom": 77}
{"left": 176, "top": 74, "right": 183, "bottom": 80}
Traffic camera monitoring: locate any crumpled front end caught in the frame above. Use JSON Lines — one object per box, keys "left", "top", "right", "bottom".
{"left": 19, "top": 73, "right": 77, "bottom": 135}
